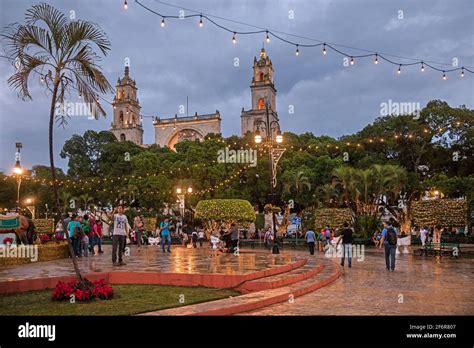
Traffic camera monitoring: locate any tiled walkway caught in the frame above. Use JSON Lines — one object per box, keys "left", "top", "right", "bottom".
{"left": 243, "top": 248, "right": 474, "bottom": 315}
{"left": 0, "top": 245, "right": 297, "bottom": 281}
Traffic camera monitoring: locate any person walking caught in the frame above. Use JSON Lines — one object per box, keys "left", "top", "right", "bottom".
{"left": 198, "top": 228, "right": 205, "bottom": 247}
{"left": 379, "top": 221, "right": 398, "bottom": 271}
{"left": 67, "top": 214, "right": 82, "bottom": 257}
{"left": 111, "top": 206, "right": 129, "bottom": 266}
{"left": 159, "top": 217, "right": 171, "bottom": 253}
{"left": 94, "top": 219, "right": 104, "bottom": 254}
{"left": 419, "top": 226, "right": 428, "bottom": 247}
{"left": 229, "top": 223, "right": 239, "bottom": 253}
{"left": 336, "top": 222, "right": 353, "bottom": 268}
{"left": 304, "top": 228, "right": 316, "bottom": 255}
{"left": 133, "top": 211, "right": 145, "bottom": 250}
{"left": 191, "top": 229, "right": 198, "bottom": 248}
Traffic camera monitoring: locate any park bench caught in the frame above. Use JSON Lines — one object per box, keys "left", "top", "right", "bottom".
{"left": 415, "top": 242, "right": 460, "bottom": 257}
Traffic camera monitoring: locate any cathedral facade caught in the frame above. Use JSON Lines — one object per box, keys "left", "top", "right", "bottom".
{"left": 110, "top": 48, "right": 278, "bottom": 148}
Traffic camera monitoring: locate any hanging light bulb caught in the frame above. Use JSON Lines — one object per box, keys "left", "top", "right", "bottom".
{"left": 295, "top": 44, "right": 299, "bottom": 56}
{"left": 266, "top": 31, "right": 270, "bottom": 43}
{"left": 350, "top": 56, "right": 354, "bottom": 65}
{"left": 397, "top": 65, "right": 401, "bottom": 75}
{"left": 374, "top": 54, "right": 379, "bottom": 64}
{"left": 124, "top": 0, "right": 128, "bottom": 10}
{"left": 161, "top": 18, "right": 165, "bottom": 28}
{"left": 323, "top": 43, "right": 327, "bottom": 55}
{"left": 199, "top": 15, "right": 203, "bottom": 27}
{"left": 443, "top": 71, "right": 447, "bottom": 80}
{"left": 232, "top": 32, "right": 236, "bottom": 44}
{"left": 421, "top": 62, "right": 425, "bottom": 72}
{"left": 461, "top": 67, "right": 464, "bottom": 78}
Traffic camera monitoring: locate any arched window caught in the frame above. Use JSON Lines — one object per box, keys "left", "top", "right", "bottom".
{"left": 120, "top": 133, "right": 126, "bottom": 141}
{"left": 119, "top": 111, "right": 124, "bottom": 124}
{"left": 258, "top": 98, "right": 265, "bottom": 110}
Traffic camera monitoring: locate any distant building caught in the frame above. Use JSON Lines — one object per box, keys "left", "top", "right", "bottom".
{"left": 241, "top": 47, "right": 279, "bottom": 136}
{"left": 110, "top": 48, "right": 279, "bottom": 148}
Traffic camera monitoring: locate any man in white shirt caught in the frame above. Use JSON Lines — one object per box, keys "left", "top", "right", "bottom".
{"left": 111, "top": 206, "right": 129, "bottom": 266}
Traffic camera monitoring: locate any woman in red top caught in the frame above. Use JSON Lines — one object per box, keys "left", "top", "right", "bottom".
{"left": 93, "top": 220, "right": 104, "bottom": 254}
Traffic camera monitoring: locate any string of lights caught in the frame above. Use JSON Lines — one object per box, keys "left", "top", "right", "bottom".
{"left": 128, "top": 0, "right": 472, "bottom": 79}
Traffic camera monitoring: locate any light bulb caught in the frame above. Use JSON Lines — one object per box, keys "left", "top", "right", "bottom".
{"left": 350, "top": 56, "right": 354, "bottom": 65}
{"left": 295, "top": 45, "right": 299, "bottom": 56}
{"left": 461, "top": 68, "right": 464, "bottom": 78}
{"left": 443, "top": 71, "right": 447, "bottom": 80}
{"left": 232, "top": 32, "right": 236, "bottom": 44}
{"left": 266, "top": 31, "right": 270, "bottom": 43}
{"left": 323, "top": 44, "right": 327, "bottom": 55}
{"left": 421, "top": 62, "right": 425, "bottom": 72}
{"left": 161, "top": 18, "right": 165, "bottom": 27}
{"left": 199, "top": 15, "right": 203, "bottom": 27}
{"left": 374, "top": 54, "right": 378, "bottom": 64}
{"left": 124, "top": 0, "right": 128, "bottom": 10}
{"left": 397, "top": 65, "right": 401, "bottom": 74}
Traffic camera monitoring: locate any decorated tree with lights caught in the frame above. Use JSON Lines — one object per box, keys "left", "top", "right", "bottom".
{"left": 195, "top": 199, "right": 255, "bottom": 237}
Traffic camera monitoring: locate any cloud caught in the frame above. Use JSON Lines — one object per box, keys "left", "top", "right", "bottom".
{"left": 0, "top": 0, "right": 473, "bottom": 172}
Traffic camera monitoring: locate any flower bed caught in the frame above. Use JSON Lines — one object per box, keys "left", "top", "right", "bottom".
{"left": 52, "top": 279, "right": 113, "bottom": 301}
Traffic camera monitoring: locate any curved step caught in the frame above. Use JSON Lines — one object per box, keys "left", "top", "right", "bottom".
{"left": 236, "top": 258, "right": 324, "bottom": 294}
{"left": 141, "top": 259, "right": 341, "bottom": 316}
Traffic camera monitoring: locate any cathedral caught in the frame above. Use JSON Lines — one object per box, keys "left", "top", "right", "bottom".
{"left": 110, "top": 48, "right": 279, "bottom": 148}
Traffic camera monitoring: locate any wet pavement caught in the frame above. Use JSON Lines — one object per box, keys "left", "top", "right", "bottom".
{"left": 243, "top": 247, "right": 474, "bottom": 315}
{"left": 0, "top": 245, "right": 297, "bottom": 281}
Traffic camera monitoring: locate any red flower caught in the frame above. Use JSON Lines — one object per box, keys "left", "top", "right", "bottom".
{"left": 51, "top": 278, "right": 113, "bottom": 301}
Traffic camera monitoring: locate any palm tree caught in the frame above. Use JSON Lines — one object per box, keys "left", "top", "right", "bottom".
{"left": 2, "top": 3, "right": 113, "bottom": 282}
{"left": 78, "top": 194, "right": 94, "bottom": 210}
{"left": 332, "top": 166, "right": 360, "bottom": 207}
{"left": 283, "top": 171, "right": 312, "bottom": 204}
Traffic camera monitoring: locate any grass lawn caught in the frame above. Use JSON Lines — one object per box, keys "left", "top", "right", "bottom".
{"left": 0, "top": 284, "right": 239, "bottom": 315}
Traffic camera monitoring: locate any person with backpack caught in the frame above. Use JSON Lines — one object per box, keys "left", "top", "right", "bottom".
{"left": 379, "top": 221, "right": 398, "bottom": 271}
{"left": 67, "top": 214, "right": 83, "bottom": 257}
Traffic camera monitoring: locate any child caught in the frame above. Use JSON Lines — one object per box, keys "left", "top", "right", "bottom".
{"left": 82, "top": 234, "right": 89, "bottom": 257}
{"left": 210, "top": 232, "right": 221, "bottom": 258}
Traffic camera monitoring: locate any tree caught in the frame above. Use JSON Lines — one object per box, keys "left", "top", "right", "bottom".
{"left": 2, "top": 3, "right": 113, "bottom": 282}
{"left": 195, "top": 199, "right": 255, "bottom": 237}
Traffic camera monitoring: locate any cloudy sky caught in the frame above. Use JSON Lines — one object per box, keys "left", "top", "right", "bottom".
{"left": 0, "top": 0, "right": 473, "bottom": 172}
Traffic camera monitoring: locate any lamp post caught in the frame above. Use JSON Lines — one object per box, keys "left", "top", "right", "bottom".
{"left": 254, "top": 101, "right": 285, "bottom": 254}
{"left": 25, "top": 197, "right": 36, "bottom": 219}
{"left": 176, "top": 186, "right": 193, "bottom": 218}
{"left": 13, "top": 143, "right": 23, "bottom": 213}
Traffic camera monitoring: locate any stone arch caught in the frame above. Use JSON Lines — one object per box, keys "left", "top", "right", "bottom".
{"left": 166, "top": 127, "right": 204, "bottom": 149}
{"left": 120, "top": 133, "right": 126, "bottom": 141}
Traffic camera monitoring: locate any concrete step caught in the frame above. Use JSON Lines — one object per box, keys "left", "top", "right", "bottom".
{"left": 236, "top": 258, "right": 324, "bottom": 294}
{"left": 141, "top": 259, "right": 340, "bottom": 316}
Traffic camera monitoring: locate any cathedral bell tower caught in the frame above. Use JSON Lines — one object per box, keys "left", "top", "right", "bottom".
{"left": 110, "top": 66, "right": 144, "bottom": 145}
{"left": 241, "top": 47, "right": 279, "bottom": 136}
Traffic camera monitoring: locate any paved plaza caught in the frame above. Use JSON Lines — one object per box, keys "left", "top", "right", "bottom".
{"left": 244, "top": 248, "right": 474, "bottom": 315}
{"left": 0, "top": 245, "right": 472, "bottom": 315}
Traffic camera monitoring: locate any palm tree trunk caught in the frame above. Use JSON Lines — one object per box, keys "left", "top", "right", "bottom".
{"left": 49, "top": 73, "right": 83, "bottom": 281}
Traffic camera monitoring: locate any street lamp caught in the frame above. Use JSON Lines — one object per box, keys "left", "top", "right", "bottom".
{"left": 14, "top": 143, "right": 23, "bottom": 213}
{"left": 254, "top": 101, "right": 285, "bottom": 254}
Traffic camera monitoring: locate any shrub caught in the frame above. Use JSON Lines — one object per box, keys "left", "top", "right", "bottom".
{"left": 195, "top": 199, "right": 255, "bottom": 236}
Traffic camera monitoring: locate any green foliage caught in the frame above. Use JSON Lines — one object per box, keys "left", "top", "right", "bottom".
{"left": 195, "top": 199, "right": 255, "bottom": 223}
{"left": 255, "top": 212, "right": 265, "bottom": 230}
{"left": 354, "top": 214, "right": 382, "bottom": 238}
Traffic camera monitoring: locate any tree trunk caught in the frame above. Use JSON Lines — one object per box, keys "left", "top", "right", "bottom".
{"left": 48, "top": 74, "right": 83, "bottom": 281}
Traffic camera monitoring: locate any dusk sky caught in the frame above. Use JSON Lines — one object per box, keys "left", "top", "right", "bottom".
{"left": 0, "top": 0, "right": 473, "bottom": 173}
